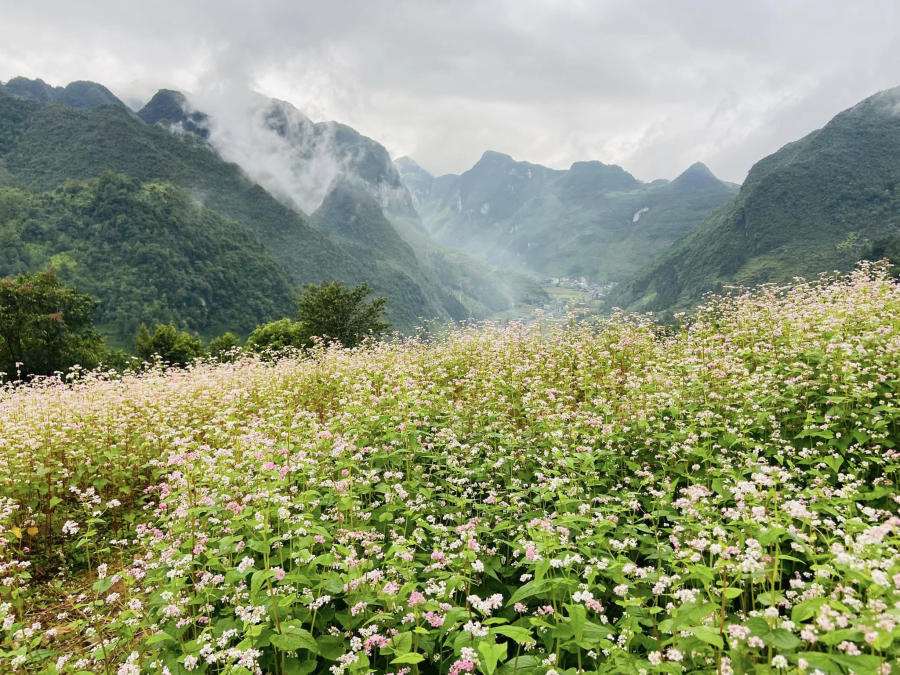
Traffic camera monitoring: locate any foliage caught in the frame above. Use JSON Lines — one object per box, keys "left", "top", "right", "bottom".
{"left": 245, "top": 281, "right": 390, "bottom": 354}
{"left": 0, "top": 269, "right": 103, "bottom": 379}
{"left": 206, "top": 332, "right": 242, "bottom": 361}
{"left": 245, "top": 318, "right": 307, "bottom": 354}
{"left": 0, "top": 173, "right": 298, "bottom": 346}
{"left": 296, "top": 280, "right": 390, "bottom": 348}
{"left": 0, "top": 267, "right": 898, "bottom": 673}
{"left": 134, "top": 323, "right": 203, "bottom": 366}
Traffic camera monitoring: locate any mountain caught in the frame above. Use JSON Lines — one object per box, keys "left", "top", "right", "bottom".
{"left": 1, "top": 77, "right": 126, "bottom": 110}
{"left": 143, "top": 89, "right": 545, "bottom": 320}
{"left": 0, "top": 173, "right": 297, "bottom": 347}
{"left": 137, "top": 89, "right": 210, "bottom": 138}
{"left": 0, "top": 81, "right": 544, "bottom": 338}
{"left": 311, "top": 178, "right": 467, "bottom": 328}
{"left": 396, "top": 151, "right": 737, "bottom": 282}
{"left": 607, "top": 86, "right": 900, "bottom": 314}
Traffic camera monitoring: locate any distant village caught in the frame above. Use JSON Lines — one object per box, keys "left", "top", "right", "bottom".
{"left": 540, "top": 277, "right": 615, "bottom": 317}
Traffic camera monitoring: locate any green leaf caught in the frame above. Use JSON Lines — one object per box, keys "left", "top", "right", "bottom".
{"left": 390, "top": 653, "right": 425, "bottom": 665}
{"left": 270, "top": 627, "right": 319, "bottom": 654}
{"left": 765, "top": 628, "right": 800, "bottom": 650}
{"left": 315, "top": 635, "right": 345, "bottom": 660}
{"left": 507, "top": 579, "right": 549, "bottom": 606}
{"left": 491, "top": 625, "right": 535, "bottom": 645}
{"left": 791, "top": 597, "right": 825, "bottom": 623}
{"left": 566, "top": 603, "right": 587, "bottom": 642}
{"left": 690, "top": 626, "right": 723, "bottom": 649}
{"left": 283, "top": 659, "right": 318, "bottom": 675}
{"left": 250, "top": 569, "right": 269, "bottom": 598}
{"left": 497, "top": 655, "right": 540, "bottom": 675}
{"left": 477, "top": 639, "right": 507, "bottom": 675}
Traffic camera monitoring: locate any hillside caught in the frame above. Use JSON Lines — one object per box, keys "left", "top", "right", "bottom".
{"left": 144, "top": 88, "right": 545, "bottom": 321}
{"left": 398, "top": 151, "right": 737, "bottom": 281}
{"left": 311, "top": 177, "right": 467, "bottom": 328}
{"left": 0, "top": 85, "right": 483, "bottom": 332}
{"left": 608, "top": 86, "right": 900, "bottom": 313}
{"left": 0, "top": 173, "right": 297, "bottom": 346}
{"left": 3, "top": 267, "right": 898, "bottom": 673}
{"left": 0, "top": 76, "right": 126, "bottom": 110}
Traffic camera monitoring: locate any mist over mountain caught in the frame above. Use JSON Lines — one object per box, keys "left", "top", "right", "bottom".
{"left": 4, "top": 72, "right": 899, "bottom": 342}
{"left": 607, "top": 86, "right": 900, "bottom": 314}
{"left": 0, "top": 78, "right": 544, "bottom": 339}
{"left": 398, "top": 150, "right": 737, "bottom": 282}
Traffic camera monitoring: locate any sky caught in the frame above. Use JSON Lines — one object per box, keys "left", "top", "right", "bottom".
{"left": 1, "top": 0, "right": 898, "bottom": 183}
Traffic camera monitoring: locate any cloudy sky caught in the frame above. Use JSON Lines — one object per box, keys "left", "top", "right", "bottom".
{"left": 1, "top": 0, "right": 898, "bottom": 183}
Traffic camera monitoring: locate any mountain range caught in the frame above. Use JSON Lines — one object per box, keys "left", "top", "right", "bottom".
{"left": 606, "top": 86, "right": 900, "bottom": 313}
{"left": 2, "top": 74, "right": 898, "bottom": 343}
{"left": 397, "top": 151, "right": 738, "bottom": 282}
{"left": 0, "top": 78, "right": 544, "bottom": 344}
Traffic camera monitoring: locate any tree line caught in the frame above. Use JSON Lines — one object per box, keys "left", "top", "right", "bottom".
{"left": 0, "top": 270, "right": 389, "bottom": 381}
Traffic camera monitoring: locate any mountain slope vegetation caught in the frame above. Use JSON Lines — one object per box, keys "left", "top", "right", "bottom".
{"left": 0, "top": 76, "right": 126, "bottom": 110}
{"left": 0, "top": 173, "right": 298, "bottom": 346}
{"left": 398, "top": 152, "right": 737, "bottom": 281}
{"left": 0, "top": 85, "right": 516, "bottom": 332}
{"left": 607, "top": 86, "right": 900, "bottom": 313}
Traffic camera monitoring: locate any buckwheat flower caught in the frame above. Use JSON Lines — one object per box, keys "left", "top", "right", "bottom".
{"left": 183, "top": 655, "right": 199, "bottom": 671}
{"left": 237, "top": 556, "right": 255, "bottom": 573}
{"left": 648, "top": 651, "right": 662, "bottom": 666}
{"left": 62, "top": 520, "right": 79, "bottom": 536}
{"left": 408, "top": 591, "right": 425, "bottom": 607}
{"left": 613, "top": 584, "right": 628, "bottom": 596}
{"left": 771, "top": 655, "right": 788, "bottom": 669}
{"left": 665, "top": 648, "right": 683, "bottom": 662}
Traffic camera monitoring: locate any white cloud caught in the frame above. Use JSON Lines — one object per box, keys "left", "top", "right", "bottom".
{"left": 1, "top": 0, "right": 898, "bottom": 182}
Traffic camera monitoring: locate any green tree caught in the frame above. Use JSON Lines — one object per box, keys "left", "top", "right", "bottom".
{"left": 296, "top": 281, "right": 390, "bottom": 348}
{"left": 245, "top": 318, "right": 306, "bottom": 354}
{"left": 0, "top": 269, "right": 104, "bottom": 379}
{"left": 207, "top": 332, "right": 242, "bottom": 361}
{"left": 135, "top": 323, "right": 203, "bottom": 366}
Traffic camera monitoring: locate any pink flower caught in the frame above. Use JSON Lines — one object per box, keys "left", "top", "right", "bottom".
{"left": 423, "top": 611, "right": 444, "bottom": 627}
{"left": 449, "top": 660, "right": 476, "bottom": 675}
{"left": 408, "top": 591, "right": 426, "bottom": 607}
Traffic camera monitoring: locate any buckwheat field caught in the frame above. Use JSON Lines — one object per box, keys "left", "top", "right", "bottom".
{"left": 2, "top": 266, "right": 899, "bottom": 675}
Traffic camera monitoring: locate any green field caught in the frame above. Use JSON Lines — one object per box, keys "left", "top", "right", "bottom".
{"left": 1, "top": 265, "right": 899, "bottom": 674}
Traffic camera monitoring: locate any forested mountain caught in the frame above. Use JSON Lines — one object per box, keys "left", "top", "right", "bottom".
{"left": 397, "top": 151, "right": 737, "bottom": 281}
{"left": 0, "top": 76, "right": 126, "bottom": 110}
{"left": 0, "top": 173, "right": 297, "bottom": 346}
{"left": 0, "top": 81, "right": 542, "bottom": 338}
{"left": 137, "top": 89, "right": 210, "bottom": 138}
{"left": 607, "top": 86, "right": 900, "bottom": 313}
{"left": 134, "top": 87, "right": 545, "bottom": 322}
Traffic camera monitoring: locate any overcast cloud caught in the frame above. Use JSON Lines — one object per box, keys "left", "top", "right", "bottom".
{"left": 1, "top": 0, "right": 898, "bottom": 183}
